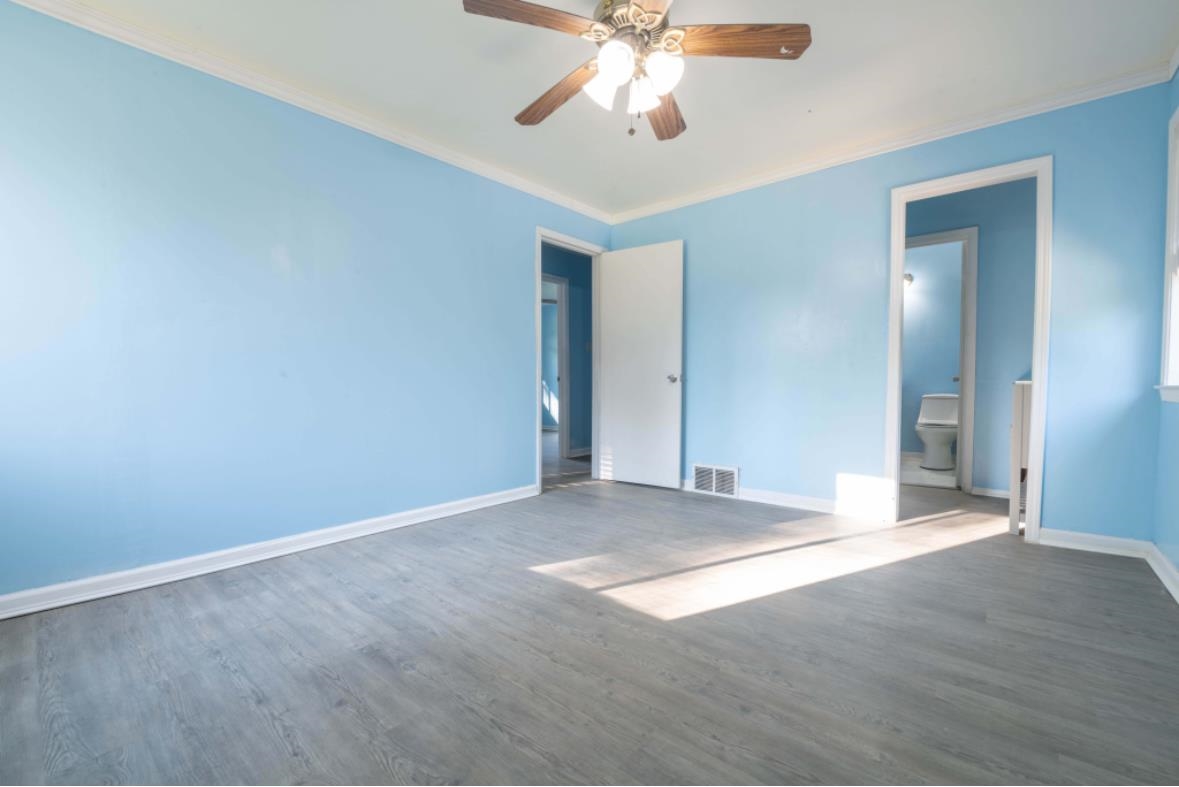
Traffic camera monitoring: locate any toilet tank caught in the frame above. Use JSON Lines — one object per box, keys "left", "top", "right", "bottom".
{"left": 918, "top": 394, "right": 959, "bottom": 426}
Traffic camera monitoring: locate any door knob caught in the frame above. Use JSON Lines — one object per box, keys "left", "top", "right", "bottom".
{"left": 667, "top": 374, "right": 679, "bottom": 383}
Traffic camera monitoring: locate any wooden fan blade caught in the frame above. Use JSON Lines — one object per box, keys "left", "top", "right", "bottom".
{"left": 679, "top": 23, "right": 811, "bottom": 59}
{"left": 647, "top": 93, "right": 686, "bottom": 141}
{"left": 642, "top": 0, "right": 674, "bottom": 15}
{"left": 516, "top": 60, "right": 597, "bottom": 125}
{"left": 463, "top": 0, "right": 594, "bottom": 37}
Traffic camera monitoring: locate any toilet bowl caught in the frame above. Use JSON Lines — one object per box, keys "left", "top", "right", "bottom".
{"left": 916, "top": 394, "right": 959, "bottom": 471}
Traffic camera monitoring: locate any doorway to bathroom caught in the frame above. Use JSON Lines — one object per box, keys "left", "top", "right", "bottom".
{"left": 887, "top": 158, "right": 1049, "bottom": 538}
{"left": 900, "top": 230, "right": 977, "bottom": 492}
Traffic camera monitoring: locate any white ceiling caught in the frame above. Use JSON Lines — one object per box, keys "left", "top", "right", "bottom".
{"left": 47, "top": 0, "right": 1179, "bottom": 220}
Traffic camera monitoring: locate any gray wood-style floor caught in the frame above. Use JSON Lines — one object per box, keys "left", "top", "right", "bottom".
{"left": 541, "top": 430, "right": 591, "bottom": 489}
{"left": 2, "top": 481, "right": 1178, "bottom": 785}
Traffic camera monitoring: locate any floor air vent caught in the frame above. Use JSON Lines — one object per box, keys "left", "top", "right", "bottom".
{"left": 692, "top": 464, "right": 739, "bottom": 497}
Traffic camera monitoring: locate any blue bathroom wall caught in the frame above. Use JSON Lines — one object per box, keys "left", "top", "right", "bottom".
{"left": 0, "top": 3, "right": 609, "bottom": 595}
{"left": 907, "top": 179, "right": 1037, "bottom": 492}
{"left": 612, "top": 83, "right": 1168, "bottom": 539}
{"left": 901, "top": 243, "right": 963, "bottom": 454}
{"left": 541, "top": 244, "right": 593, "bottom": 452}
{"left": 541, "top": 302, "right": 559, "bottom": 428}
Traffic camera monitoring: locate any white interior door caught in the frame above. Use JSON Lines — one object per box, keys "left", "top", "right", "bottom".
{"left": 596, "top": 240, "right": 683, "bottom": 488}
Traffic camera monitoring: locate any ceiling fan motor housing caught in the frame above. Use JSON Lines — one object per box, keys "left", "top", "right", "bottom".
{"left": 588, "top": 1, "right": 681, "bottom": 58}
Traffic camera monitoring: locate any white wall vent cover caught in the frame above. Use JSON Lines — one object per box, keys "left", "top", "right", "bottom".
{"left": 692, "top": 464, "right": 739, "bottom": 497}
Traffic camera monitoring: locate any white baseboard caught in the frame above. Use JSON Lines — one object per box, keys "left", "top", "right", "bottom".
{"left": 0, "top": 484, "right": 538, "bottom": 621}
{"left": 681, "top": 480, "right": 836, "bottom": 514}
{"left": 741, "top": 487, "right": 836, "bottom": 514}
{"left": 971, "top": 487, "right": 1010, "bottom": 499}
{"left": 1146, "top": 544, "right": 1179, "bottom": 603}
{"left": 568, "top": 447, "right": 591, "bottom": 458}
{"left": 1038, "top": 528, "right": 1179, "bottom": 606}
{"left": 1037, "top": 528, "right": 1151, "bottom": 558}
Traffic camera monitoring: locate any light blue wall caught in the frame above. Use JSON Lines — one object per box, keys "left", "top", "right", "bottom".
{"left": 901, "top": 243, "right": 963, "bottom": 454}
{"left": 0, "top": 3, "right": 609, "bottom": 595}
{"left": 1154, "top": 69, "right": 1179, "bottom": 567}
{"left": 1156, "top": 406, "right": 1179, "bottom": 566}
{"left": 612, "top": 83, "right": 1168, "bottom": 539}
{"left": 541, "top": 245, "right": 593, "bottom": 452}
{"left": 907, "top": 179, "right": 1037, "bottom": 492}
{"left": 541, "top": 302, "right": 559, "bottom": 428}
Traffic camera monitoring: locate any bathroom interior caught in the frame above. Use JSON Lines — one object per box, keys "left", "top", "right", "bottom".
{"left": 901, "top": 178, "right": 1036, "bottom": 517}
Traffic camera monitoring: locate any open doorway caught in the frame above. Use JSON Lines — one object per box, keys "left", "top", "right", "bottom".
{"left": 901, "top": 229, "right": 977, "bottom": 492}
{"left": 890, "top": 164, "right": 1046, "bottom": 534}
{"left": 537, "top": 233, "right": 599, "bottom": 490}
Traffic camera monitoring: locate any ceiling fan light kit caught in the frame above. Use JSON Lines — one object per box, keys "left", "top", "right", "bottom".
{"left": 626, "top": 75, "right": 661, "bottom": 114}
{"left": 462, "top": 0, "right": 811, "bottom": 141}
{"left": 583, "top": 72, "right": 619, "bottom": 110}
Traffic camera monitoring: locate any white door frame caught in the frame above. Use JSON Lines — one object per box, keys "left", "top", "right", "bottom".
{"left": 886, "top": 156, "right": 1052, "bottom": 541}
{"left": 535, "top": 227, "right": 606, "bottom": 492}
{"left": 541, "top": 273, "right": 571, "bottom": 458}
{"left": 905, "top": 227, "right": 979, "bottom": 493}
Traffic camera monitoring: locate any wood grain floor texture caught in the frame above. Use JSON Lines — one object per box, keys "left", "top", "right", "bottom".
{"left": 2, "top": 482, "right": 1178, "bottom": 785}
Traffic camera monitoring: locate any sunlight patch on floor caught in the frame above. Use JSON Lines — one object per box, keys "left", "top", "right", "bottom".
{"left": 532, "top": 508, "right": 1006, "bottom": 620}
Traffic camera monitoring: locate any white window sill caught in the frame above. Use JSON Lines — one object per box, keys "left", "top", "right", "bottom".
{"left": 1160, "top": 385, "right": 1179, "bottom": 403}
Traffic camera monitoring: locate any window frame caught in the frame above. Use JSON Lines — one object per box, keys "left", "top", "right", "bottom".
{"left": 1162, "top": 108, "right": 1179, "bottom": 402}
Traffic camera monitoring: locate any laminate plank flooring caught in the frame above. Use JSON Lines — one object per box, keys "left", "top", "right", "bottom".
{"left": 541, "top": 430, "right": 591, "bottom": 489}
{"left": 2, "top": 481, "right": 1177, "bottom": 784}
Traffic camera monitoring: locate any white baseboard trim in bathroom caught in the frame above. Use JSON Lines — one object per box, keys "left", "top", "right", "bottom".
{"left": 0, "top": 484, "right": 538, "bottom": 621}
{"left": 1038, "top": 528, "right": 1179, "bottom": 606}
{"left": 568, "top": 447, "right": 591, "bottom": 458}
{"left": 971, "top": 487, "right": 1010, "bottom": 499}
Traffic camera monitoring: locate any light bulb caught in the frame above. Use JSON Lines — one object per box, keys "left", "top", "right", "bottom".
{"left": 644, "top": 50, "right": 684, "bottom": 96}
{"left": 582, "top": 72, "right": 618, "bottom": 111}
{"left": 627, "top": 76, "right": 661, "bottom": 115}
{"left": 596, "top": 39, "right": 636, "bottom": 87}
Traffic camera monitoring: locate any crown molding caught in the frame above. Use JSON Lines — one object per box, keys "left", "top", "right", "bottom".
{"left": 9, "top": 0, "right": 613, "bottom": 225}
{"left": 10, "top": 0, "right": 1176, "bottom": 228}
{"left": 610, "top": 66, "right": 1171, "bottom": 224}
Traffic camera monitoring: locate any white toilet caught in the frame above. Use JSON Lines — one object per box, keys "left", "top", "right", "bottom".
{"left": 916, "top": 394, "right": 959, "bottom": 471}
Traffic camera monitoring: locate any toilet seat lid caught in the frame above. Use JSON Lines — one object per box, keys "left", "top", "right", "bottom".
{"left": 917, "top": 393, "right": 959, "bottom": 427}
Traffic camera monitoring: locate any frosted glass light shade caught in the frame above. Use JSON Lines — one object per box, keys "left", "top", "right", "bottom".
{"left": 582, "top": 73, "right": 618, "bottom": 110}
{"left": 627, "top": 76, "right": 661, "bottom": 114}
{"left": 597, "top": 40, "right": 636, "bottom": 87}
{"left": 644, "top": 50, "right": 684, "bottom": 96}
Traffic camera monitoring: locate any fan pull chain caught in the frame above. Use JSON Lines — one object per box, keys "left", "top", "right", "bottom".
{"left": 628, "top": 113, "right": 637, "bottom": 136}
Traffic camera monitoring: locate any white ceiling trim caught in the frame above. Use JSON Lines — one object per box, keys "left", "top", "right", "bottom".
{"left": 612, "top": 65, "right": 1170, "bottom": 224}
{"left": 9, "top": 0, "right": 613, "bottom": 224}
{"left": 9, "top": 0, "right": 1177, "bottom": 227}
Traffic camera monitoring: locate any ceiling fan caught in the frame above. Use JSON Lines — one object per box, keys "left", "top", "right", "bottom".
{"left": 462, "top": 0, "right": 811, "bottom": 141}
